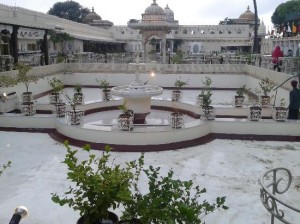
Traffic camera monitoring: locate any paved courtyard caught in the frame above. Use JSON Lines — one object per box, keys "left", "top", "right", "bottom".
{"left": 0, "top": 88, "right": 300, "bottom": 223}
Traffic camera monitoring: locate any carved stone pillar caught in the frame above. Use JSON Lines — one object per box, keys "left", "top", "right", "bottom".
{"left": 162, "top": 37, "right": 166, "bottom": 64}
{"left": 11, "top": 25, "right": 19, "bottom": 64}
{"left": 43, "top": 30, "right": 49, "bottom": 65}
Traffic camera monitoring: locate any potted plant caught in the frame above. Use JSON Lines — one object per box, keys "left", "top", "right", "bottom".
{"left": 169, "top": 100, "right": 184, "bottom": 129}
{"left": 14, "top": 62, "right": 37, "bottom": 103}
{"left": 197, "top": 76, "right": 212, "bottom": 107}
{"left": 52, "top": 141, "right": 138, "bottom": 224}
{"left": 48, "top": 77, "right": 64, "bottom": 104}
{"left": 14, "top": 62, "right": 38, "bottom": 116}
{"left": 172, "top": 77, "right": 188, "bottom": 102}
{"left": 273, "top": 98, "right": 287, "bottom": 121}
{"left": 73, "top": 83, "right": 84, "bottom": 105}
{"left": 198, "top": 77, "right": 215, "bottom": 120}
{"left": 52, "top": 101, "right": 66, "bottom": 118}
{"left": 117, "top": 101, "right": 134, "bottom": 131}
{"left": 248, "top": 94, "right": 262, "bottom": 121}
{"left": 120, "top": 161, "right": 228, "bottom": 223}
{"left": 97, "top": 78, "right": 111, "bottom": 101}
{"left": 234, "top": 85, "right": 249, "bottom": 107}
{"left": 64, "top": 92, "right": 84, "bottom": 125}
{"left": 258, "top": 77, "right": 275, "bottom": 107}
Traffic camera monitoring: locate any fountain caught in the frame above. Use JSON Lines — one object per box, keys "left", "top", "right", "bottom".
{"left": 111, "top": 53, "right": 163, "bottom": 124}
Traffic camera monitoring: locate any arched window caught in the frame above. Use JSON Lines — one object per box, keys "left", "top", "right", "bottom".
{"left": 193, "top": 45, "right": 199, "bottom": 53}
{"left": 183, "top": 29, "right": 187, "bottom": 34}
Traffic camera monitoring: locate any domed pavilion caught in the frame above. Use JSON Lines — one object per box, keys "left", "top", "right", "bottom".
{"left": 128, "top": 0, "right": 178, "bottom": 63}
{"left": 83, "top": 7, "right": 113, "bottom": 29}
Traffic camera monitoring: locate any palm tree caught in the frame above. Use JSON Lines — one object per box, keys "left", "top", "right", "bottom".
{"left": 253, "top": 0, "right": 259, "bottom": 53}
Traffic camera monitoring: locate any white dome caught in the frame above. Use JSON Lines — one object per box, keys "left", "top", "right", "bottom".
{"left": 144, "top": 0, "right": 165, "bottom": 15}
{"left": 164, "top": 4, "right": 174, "bottom": 21}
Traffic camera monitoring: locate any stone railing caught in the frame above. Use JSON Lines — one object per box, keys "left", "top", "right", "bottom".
{"left": 62, "top": 63, "right": 246, "bottom": 74}
{"left": 259, "top": 167, "right": 300, "bottom": 224}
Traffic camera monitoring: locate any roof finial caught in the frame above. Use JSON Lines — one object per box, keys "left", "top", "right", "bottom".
{"left": 247, "top": 5, "right": 250, "bottom": 11}
{"left": 153, "top": 0, "right": 157, "bottom": 5}
{"left": 92, "top": 7, "right": 94, "bottom": 12}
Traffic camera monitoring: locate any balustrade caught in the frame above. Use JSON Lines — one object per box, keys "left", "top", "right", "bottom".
{"left": 259, "top": 167, "right": 300, "bottom": 224}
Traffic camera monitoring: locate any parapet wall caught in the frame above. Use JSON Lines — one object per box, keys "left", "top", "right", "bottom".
{"left": 0, "top": 63, "right": 292, "bottom": 103}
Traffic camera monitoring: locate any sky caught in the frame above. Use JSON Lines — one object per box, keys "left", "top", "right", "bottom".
{"left": 1, "top": 0, "right": 287, "bottom": 30}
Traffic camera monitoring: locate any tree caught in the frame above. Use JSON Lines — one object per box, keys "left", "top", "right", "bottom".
{"left": 219, "top": 17, "right": 234, "bottom": 25}
{"left": 252, "top": 0, "right": 259, "bottom": 53}
{"left": 48, "top": 0, "right": 90, "bottom": 23}
{"left": 271, "top": 0, "right": 300, "bottom": 26}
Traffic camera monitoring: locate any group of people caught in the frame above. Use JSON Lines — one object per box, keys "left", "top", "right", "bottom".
{"left": 271, "top": 45, "right": 300, "bottom": 119}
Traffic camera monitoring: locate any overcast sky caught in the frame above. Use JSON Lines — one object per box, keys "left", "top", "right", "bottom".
{"left": 1, "top": 0, "right": 287, "bottom": 30}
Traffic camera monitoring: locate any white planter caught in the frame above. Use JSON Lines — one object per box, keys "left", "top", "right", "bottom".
{"left": 53, "top": 103, "right": 66, "bottom": 118}
{"left": 102, "top": 90, "right": 111, "bottom": 101}
{"left": 49, "top": 92, "right": 61, "bottom": 104}
{"left": 201, "top": 106, "right": 215, "bottom": 120}
{"left": 73, "top": 93, "right": 84, "bottom": 104}
{"left": 22, "top": 92, "right": 33, "bottom": 103}
{"left": 169, "top": 112, "right": 184, "bottom": 129}
{"left": 65, "top": 109, "right": 84, "bottom": 125}
{"left": 21, "top": 102, "right": 36, "bottom": 116}
{"left": 234, "top": 96, "right": 244, "bottom": 107}
{"left": 172, "top": 90, "right": 182, "bottom": 102}
{"left": 260, "top": 96, "right": 271, "bottom": 108}
{"left": 272, "top": 107, "right": 287, "bottom": 121}
{"left": 117, "top": 113, "right": 133, "bottom": 131}
{"left": 249, "top": 106, "right": 262, "bottom": 121}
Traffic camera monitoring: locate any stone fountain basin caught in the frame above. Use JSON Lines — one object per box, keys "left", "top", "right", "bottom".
{"left": 111, "top": 84, "right": 163, "bottom": 97}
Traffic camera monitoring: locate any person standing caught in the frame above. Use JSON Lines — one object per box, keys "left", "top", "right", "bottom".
{"left": 288, "top": 80, "right": 300, "bottom": 120}
{"left": 272, "top": 46, "right": 284, "bottom": 72}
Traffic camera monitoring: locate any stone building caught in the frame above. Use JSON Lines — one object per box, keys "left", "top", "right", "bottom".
{"left": 4, "top": 0, "right": 298, "bottom": 68}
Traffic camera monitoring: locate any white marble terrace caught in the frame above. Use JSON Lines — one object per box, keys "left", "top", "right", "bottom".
{"left": 0, "top": 63, "right": 299, "bottom": 151}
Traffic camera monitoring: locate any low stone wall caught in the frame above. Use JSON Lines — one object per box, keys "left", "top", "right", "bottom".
{"left": 0, "top": 63, "right": 292, "bottom": 105}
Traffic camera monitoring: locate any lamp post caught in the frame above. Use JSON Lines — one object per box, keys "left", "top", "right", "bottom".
{"left": 9, "top": 206, "right": 28, "bottom": 224}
